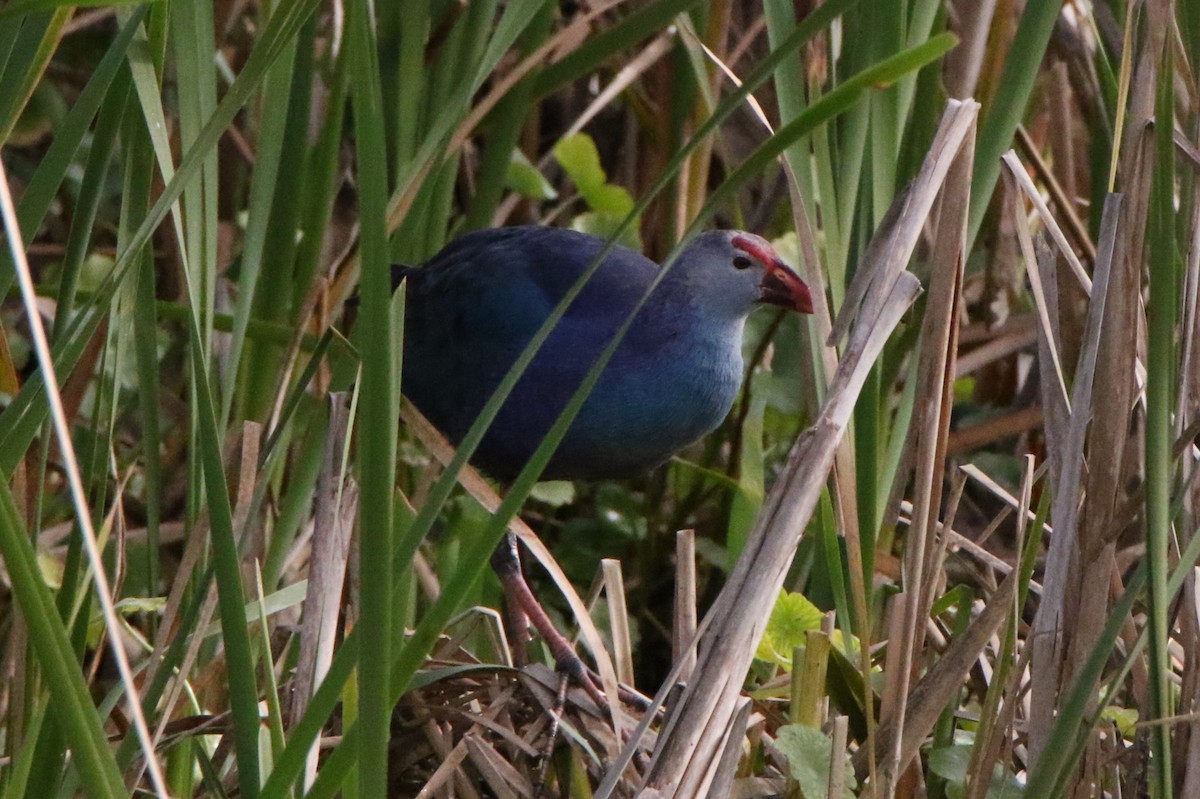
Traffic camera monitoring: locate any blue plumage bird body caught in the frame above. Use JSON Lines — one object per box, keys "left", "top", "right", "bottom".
{"left": 398, "top": 226, "right": 810, "bottom": 482}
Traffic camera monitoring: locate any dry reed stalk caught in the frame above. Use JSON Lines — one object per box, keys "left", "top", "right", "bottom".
{"left": 879, "top": 94, "right": 973, "bottom": 790}
{"left": 601, "top": 560, "right": 635, "bottom": 688}
{"left": 672, "top": 529, "right": 697, "bottom": 681}
{"left": 1023, "top": 188, "right": 1120, "bottom": 769}
{"left": 294, "top": 395, "right": 357, "bottom": 787}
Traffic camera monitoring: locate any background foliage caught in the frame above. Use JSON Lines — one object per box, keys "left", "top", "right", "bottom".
{"left": 1, "top": 0, "right": 1199, "bottom": 797}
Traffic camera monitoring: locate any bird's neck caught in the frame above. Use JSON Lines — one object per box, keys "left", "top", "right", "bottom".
{"left": 629, "top": 295, "right": 747, "bottom": 364}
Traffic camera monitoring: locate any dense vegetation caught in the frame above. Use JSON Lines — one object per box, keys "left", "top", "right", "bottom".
{"left": 1, "top": 1, "right": 1198, "bottom": 797}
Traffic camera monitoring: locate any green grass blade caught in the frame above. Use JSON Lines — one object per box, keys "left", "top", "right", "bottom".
{"left": 1023, "top": 561, "right": 1145, "bottom": 797}
{"left": 121, "top": 79, "right": 165, "bottom": 603}
{"left": 1143, "top": 38, "right": 1178, "bottom": 798}
{"left": 966, "top": 0, "right": 1061, "bottom": 247}
{"left": 50, "top": 71, "right": 129, "bottom": 337}
{"left": 763, "top": 0, "right": 844, "bottom": 280}
{"left": 0, "top": 482, "right": 127, "bottom": 799}
{"left": 293, "top": 28, "right": 349, "bottom": 295}
{"left": 0, "top": 8, "right": 68, "bottom": 144}
{"left": 530, "top": 0, "right": 702, "bottom": 98}
{"left": 2, "top": 697, "right": 48, "bottom": 799}
{"left": 0, "top": 0, "right": 153, "bottom": 22}
{"left": 0, "top": 7, "right": 144, "bottom": 303}
{"left": 1026, "top": 488, "right": 1200, "bottom": 795}
{"left": 259, "top": 630, "right": 358, "bottom": 799}
{"left": 0, "top": 0, "right": 322, "bottom": 471}
{"left": 182, "top": 317, "right": 264, "bottom": 797}
{"left": 236, "top": 30, "right": 316, "bottom": 422}
{"left": 219, "top": 37, "right": 298, "bottom": 424}
{"left": 346, "top": 1, "right": 398, "bottom": 797}
{"left": 693, "top": 34, "right": 957, "bottom": 234}
{"left": 391, "top": 1, "right": 427, "bottom": 169}
{"left": 169, "top": 0, "right": 219, "bottom": 353}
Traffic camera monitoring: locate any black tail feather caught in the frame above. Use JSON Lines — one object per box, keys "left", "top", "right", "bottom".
{"left": 347, "top": 263, "right": 413, "bottom": 310}
{"left": 391, "top": 263, "right": 413, "bottom": 291}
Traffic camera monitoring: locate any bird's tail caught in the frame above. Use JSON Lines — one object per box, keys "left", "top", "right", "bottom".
{"left": 345, "top": 263, "right": 414, "bottom": 312}
{"left": 390, "top": 263, "right": 413, "bottom": 291}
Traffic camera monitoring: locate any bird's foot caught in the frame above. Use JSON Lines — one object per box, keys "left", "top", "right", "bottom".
{"left": 531, "top": 672, "right": 571, "bottom": 799}
{"left": 491, "top": 533, "right": 609, "bottom": 709}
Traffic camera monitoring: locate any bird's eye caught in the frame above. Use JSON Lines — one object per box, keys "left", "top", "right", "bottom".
{"left": 733, "top": 255, "right": 754, "bottom": 270}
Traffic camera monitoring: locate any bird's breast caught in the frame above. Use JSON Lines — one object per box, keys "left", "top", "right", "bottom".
{"left": 538, "top": 320, "right": 745, "bottom": 479}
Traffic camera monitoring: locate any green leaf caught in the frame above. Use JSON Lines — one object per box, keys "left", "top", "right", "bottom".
{"left": 36, "top": 551, "right": 62, "bottom": 589}
{"left": 530, "top": 0, "right": 703, "bottom": 99}
{"left": 928, "top": 745, "right": 1025, "bottom": 799}
{"left": 569, "top": 211, "right": 641, "bottom": 250}
{"left": 529, "top": 480, "right": 575, "bottom": 506}
{"left": 553, "top": 131, "right": 608, "bottom": 192}
{"left": 347, "top": 0, "right": 399, "bottom": 794}
{"left": 199, "top": 581, "right": 308, "bottom": 639}
{"left": 774, "top": 724, "right": 857, "bottom": 798}
{"left": 585, "top": 183, "right": 635, "bottom": 217}
{"left": 756, "top": 589, "right": 824, "bottom": 668}
{"left": 505, "top": 149, "right": 557, "bottom": 200}
{"left": 554, "top": 133, "right": 636, "bottom": 218}
{"left": 1099, "top": 704, "right": 1138, "bottom": 738}
{"left": 927, "top": 744, "right": 971, "bottom": 783}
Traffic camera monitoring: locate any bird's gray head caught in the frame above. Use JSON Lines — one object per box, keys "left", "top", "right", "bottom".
{"left": 663, "top": 230, "right": 814, "bottom": 320}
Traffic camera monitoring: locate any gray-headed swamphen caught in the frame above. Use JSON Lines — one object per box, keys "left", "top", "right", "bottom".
{"left": 395, "top": 225, "right": 813, "bottom": 701}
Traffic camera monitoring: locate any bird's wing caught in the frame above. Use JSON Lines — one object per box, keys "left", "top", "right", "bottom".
{"left": 400, "top": 228, "right": 657, "bottom": 444}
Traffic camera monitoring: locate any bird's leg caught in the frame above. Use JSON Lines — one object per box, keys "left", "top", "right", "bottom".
{"left": 491, "top": 535, "right": 533, "bottom": 666}
{"left": 490, "top": 532, "right": 607, "bottom": 708}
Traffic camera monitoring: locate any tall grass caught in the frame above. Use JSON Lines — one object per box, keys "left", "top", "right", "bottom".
{"left": 1, "top": 1, "right": 1198, "bottom": 797}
